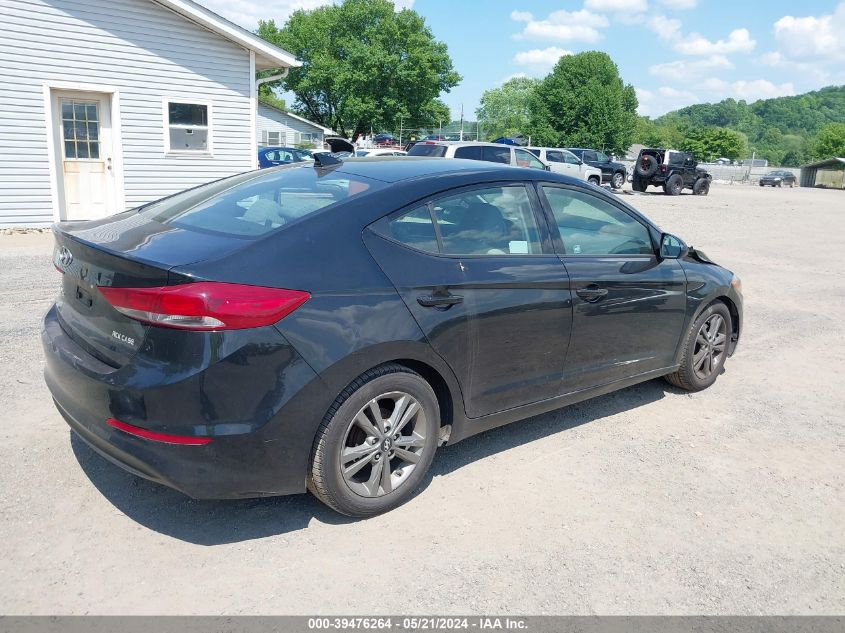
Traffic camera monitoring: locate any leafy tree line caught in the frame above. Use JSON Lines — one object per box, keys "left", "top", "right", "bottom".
{"left": 645, "top": 86, "right": 845, "bottom": 165}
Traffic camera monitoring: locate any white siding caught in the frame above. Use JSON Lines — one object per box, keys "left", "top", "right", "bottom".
{"left": 0, "top": 0, "right": 255, "bottom": 226}
{"left": 256, "top": 103, "right": 326, "bottom": 148}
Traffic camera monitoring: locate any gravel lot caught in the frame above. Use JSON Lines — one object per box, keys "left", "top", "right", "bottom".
{"left": 1, "top": 184, "right": 843, "bottom": 615}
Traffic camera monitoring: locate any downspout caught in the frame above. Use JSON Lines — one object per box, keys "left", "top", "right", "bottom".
{"left": 254, "top": 68, "right": 289, "bottom": 160}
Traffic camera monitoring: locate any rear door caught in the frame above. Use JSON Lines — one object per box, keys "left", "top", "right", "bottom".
{"left": 537, "top": 183, "right": 687, "bottom": 391}
{"left": 364, "top": 182, "right": 573, "bottom": 418}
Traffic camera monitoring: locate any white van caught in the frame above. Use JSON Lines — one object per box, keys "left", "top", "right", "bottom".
{"left": 407, "top": 141, "right": 550, "bottom": 171}
{"left": 526, "top": 147, "right": 603, "bottom": 184}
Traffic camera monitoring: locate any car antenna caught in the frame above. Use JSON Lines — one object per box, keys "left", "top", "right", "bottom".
{"left": 313, "top": 152, "right": 342, "bottom": 168}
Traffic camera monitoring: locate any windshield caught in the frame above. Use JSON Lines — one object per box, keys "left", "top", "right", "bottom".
{"left": 408, "top": 144, "right": 448, "bottom": 157}
{"left": 139, "top": 165, "right": 386, "bottom": 238}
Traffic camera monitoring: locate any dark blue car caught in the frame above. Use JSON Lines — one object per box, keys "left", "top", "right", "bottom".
{"left": 43, "top": 158, "right": 742, "bottom": 517}
{"left": 257, "top": 146, "right": 313, "bottom": 168}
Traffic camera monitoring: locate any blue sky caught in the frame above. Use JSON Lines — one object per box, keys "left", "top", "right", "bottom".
{"left": 201, "top": 0, "right": 845, "bottom": 119}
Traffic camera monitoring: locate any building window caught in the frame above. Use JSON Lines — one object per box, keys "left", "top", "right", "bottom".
{"left": 265, "top": 131, "right": 282, "bottom": 146}
{"left": 297, "top": 132, "right": 315, "bottom": 144}
{"left": 164, "top": 100, "right": 210, "bottom": 153}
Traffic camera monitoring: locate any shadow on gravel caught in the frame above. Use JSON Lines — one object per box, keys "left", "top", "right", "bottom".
{"left": 71, "top": 378, "right": 673, "bottom": 545}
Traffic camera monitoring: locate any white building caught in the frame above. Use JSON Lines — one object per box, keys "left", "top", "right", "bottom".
{"left": 257, "top": 101, "right": 334, "bottom": 149}
{"left": 0, "top": 0, "right": 300, "bottom": 227}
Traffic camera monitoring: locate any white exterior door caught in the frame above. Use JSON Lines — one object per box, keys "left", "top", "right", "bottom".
{"left": 52, "top": 91, "right": 116, "bottom": 221}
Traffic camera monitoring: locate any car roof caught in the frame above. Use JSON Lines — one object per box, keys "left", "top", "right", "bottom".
{"left": 413, "top": 141, "right": 515, "bottom": 148}
{"left": 326, "top": 156, "right": 556, "bottom": 183}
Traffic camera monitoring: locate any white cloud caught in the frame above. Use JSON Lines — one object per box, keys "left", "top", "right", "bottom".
{"left": 514, "top": 47, "right": 573, "bottom": 69}
{"left": 500, "top": 72, "right": 529, "bottom": 84}
{"left": 510, "top": 10, "right": 533, "bottom": 22}
{"left": 645, "top": 15, "right": 682, "bottom": 40}
{"left": 649, "top": 55, "right": 733, "bottom": 76}
{"left": 675, "top": 28, "right": 756, "bottom": 55}
{"left": 656, "top": 0, "right": 696, "bottom": 8}
{"left": 512, "top": 9, "right": 609, "bottom": 42}
{"left": 585, "top": 0, "right": 647, "bottom": 13}
{"left": 728, "top": 79, "right": 795, "bottom": 101}
{"left": 773, "top": 3, "right": 845, "bottom": 60}
{"left": 636, "top": 85, "right": 699, "bottom": 116}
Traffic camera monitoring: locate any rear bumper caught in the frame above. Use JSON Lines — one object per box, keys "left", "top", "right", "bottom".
{"left": 42, "top": 305, "right": 320, "bottom": 499}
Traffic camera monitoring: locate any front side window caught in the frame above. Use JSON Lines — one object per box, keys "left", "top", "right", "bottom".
{"left": 515, "top": 148, "right": 546, "bottom": 170}
{"left": 454, "top": 146, "right": 483, "bottom": 161}
{"left": 562, "top": 151, "right": 581, "bottom": 165}
{"left": 595, "top": 151, "right": 610, "bottom": 162}
{"left": 545, "top": 151, "right": 565, "bottom": 163}
{"left": 384, "top": 186, "right": 542, "bottom": 256}
{"left": 481, "top": 146, "right": 511, "bottom": 164}
{"left": 542, "top": 186, "right": 653, "bottom": 256}
{"left": 408, "top": 143, "right": 448, "bottom": 157}
{"left": 166, "top": 101, "right": 209, "bottom": 152}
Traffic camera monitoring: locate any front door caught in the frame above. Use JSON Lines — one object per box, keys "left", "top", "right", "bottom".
{"left": 52, "top": 91, "right": 115, "bottom": 221}
{"left": 537, "top": 183, "right": 688, "bottom": 391}
{"left": 365, "top": 182, "right": 573, "bottom": 418}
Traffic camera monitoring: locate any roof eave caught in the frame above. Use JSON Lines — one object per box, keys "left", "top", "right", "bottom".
{"left": 153, "top": 0, "right": 302, "bottom": 70}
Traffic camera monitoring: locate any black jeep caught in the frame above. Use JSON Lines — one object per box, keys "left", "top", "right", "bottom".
{"left": 566, "top": 148, "right": 628, "bottom": 189}
{"left": 633, "top": 148, "right": 712, "bottom": 195}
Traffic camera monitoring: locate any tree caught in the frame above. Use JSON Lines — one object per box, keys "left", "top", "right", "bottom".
{"left": 257, "top": 0, "right": 461, "bottom": 140}
{"left": 475, "top": 77, "right": 539, "bottom": 141}
{"left": 527, "top": 52, "right": 638, "bottom": 154}
{"left": 680, "top": 127, "right": 747, "bottom": 162}
{"left": 810, "top": 122, "right": 845, "bottom": 160}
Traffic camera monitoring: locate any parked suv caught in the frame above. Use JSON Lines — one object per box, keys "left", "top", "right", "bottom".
{"left": 633, "top": 148, "right": 712, "bottom": 196}
{"left": 527, "top": 147, "right": 603, "bottom": 184}
{"left": 565, "top": 148, "right": 627, "bottom": 189}
{"left": 407, "top": 141, "right": 550, "bottom": 171}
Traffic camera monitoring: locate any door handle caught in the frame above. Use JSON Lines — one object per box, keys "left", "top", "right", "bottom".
{"left": 417, "top": 293, "right": 463, "bottom": 308}
{"left": 576, "top": 286, "right": 608, "bottom": 302}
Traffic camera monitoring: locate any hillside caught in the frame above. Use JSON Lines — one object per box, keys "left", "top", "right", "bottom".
{"left": 650, "top": 86, "right": 845, "bottom": 165}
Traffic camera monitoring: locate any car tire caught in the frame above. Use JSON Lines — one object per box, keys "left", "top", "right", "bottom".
{"left": 692, "top": 178, "right": 710, "bottom": 196}
{"left": 611, "top": 171, "right": 625, "bottom": 189}
{"left": 664, "top": 302, "right": 732, "bottom": 392}
{"left": 664, "top": 174, "right": 683, "bottom": 195}
{"left": 588, "top": 175, "right": 601, "bottom": 186}
{"left": 308, "top": 363, "right": 440, "bottom": 517}
{"left": 635, "top": 155, "right": 659, "bottom": 178}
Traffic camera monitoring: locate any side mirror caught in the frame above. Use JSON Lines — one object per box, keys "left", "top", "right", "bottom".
{"left": 660, "top": 233, "right": 688, "bottom": 259}
{"left": 545, "top": 164, "right": 551, "bottom": 171}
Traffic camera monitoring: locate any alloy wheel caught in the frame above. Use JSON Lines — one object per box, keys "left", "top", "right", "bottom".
{"left": 692, "top": 314, "right": 727, "bottom": 380}
{"left": 340, "top": 391, "right": 428, "bottom": 497}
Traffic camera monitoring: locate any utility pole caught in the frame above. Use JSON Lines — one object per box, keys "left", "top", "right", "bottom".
{"left": 438, "top": 119, "right": 442, "bottom": 138}
{"left": 476, "top": 121, "right": 480, "bottom": 142}
{"left": 459, "top": 104, "right": 464, "bottom": 141}
{"left": 399, "top": 115, "right": 403, "bottom": 147}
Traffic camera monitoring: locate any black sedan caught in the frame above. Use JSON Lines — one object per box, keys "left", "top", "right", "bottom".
{"left": 759, "top": 170, "right": 797, "bottom": 187}
{"left": 43, "top": 158, "right": 743, "bottom": 517}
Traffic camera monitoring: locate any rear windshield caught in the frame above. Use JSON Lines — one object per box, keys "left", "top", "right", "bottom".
{"left": 408, "top": 143, "right": 448, "bottom": 157}
{"left": 139, "top": 165, "right": 385, "bottom": 238}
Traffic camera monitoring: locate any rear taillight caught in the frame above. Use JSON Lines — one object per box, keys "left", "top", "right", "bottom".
{"left": 660, "top": 165, "right": 668, "bottom": 173}
{"left": 98, "top": 282, "right": 309, "bottom": 330}
{"left": 107, "top": 418, "right": 212, "bottom": 445}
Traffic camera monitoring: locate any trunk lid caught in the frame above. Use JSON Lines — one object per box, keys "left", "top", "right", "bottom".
{"left": 51, "top": 211, "right": 250, "bottom": 368}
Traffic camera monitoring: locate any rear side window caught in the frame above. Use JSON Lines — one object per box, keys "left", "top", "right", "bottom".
{"left": 482, "top": 146, "right": 511, "bottom": 164}
{"left": 454, "top": 146, "right": 483, "bottom": 161}
{"left": 382, "top": 186, "right": 542, "bottom": 256}
{"left": 541, "top": 186, "right": 653, "bottom": 256}
{"left": 408, "top": 143, "right": 448, "bottom": 157}
{"left": 140, "top": 166, "right": 384, "bottom": 238}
